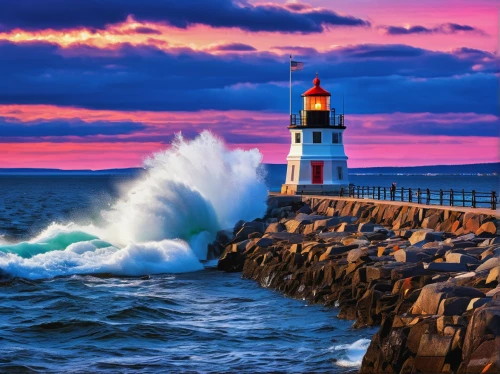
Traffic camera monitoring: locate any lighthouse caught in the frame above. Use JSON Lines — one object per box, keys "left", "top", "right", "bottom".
{"left": 281, "top": 74, "right": 349, "bottom": 195}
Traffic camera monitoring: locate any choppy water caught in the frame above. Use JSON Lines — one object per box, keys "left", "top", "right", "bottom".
{"left": 0, "top": 134, "right": 374, "bottom": 373}
{"left": 1, "top": 271, "right": 374, "bottom": 373}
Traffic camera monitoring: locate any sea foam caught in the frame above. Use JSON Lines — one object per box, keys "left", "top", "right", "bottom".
{"left": 0, "top": 131, "right": 268, "bottom": 279}
{"left": 330, "top": 338, "right": 372, "bottom": 368}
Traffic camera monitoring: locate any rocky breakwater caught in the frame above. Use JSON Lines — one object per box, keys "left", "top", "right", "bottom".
{"left": 215, "top": 196, "right": 500, "bottom": 373}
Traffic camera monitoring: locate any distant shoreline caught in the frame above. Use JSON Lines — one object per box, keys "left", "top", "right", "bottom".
{"left": 0, "top": 162, "right": 498, "bottom": 176}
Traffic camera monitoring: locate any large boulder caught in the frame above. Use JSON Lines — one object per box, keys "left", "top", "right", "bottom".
{"left": 313, "top": 217, "right": 340, "bottom": 230}
{"left": 486, "top": 266, "right": 500, "bottom": 285}
{"left": 464, "top": 214, "right": 482, "bottom": 233}
{"left": 218, "top": 241, "right": 249, "bottom": 272}
{"left": 461, "top": 337, "right": 500, "bottom": 374}
{"left": 234, "top": 221, "right": 266, "bottom": 241}
{"left": 263, "top": 232, "right": 304, "bottom": 244}
{"left": 394, "top": 247, "right": 433, "bottom": 263}
{"left": 414, "top": 332, "right": 453, "bottom": 373}
{"left": 409, "top": 230, "right": 443, "bottom": 246}
{"left": 337, "top": 222, "right": 359, "bottom": 233}
{"left": 347, "top": 247, "right": 371, "bottom": 263}
{"left": 318, "top": 244, "right": 359, "bottom": 261}
{"left": 294, "top": 213, "right": 327, "bottom": 222}
{"left": 426, "top": 262, "right": 468, "bottom": 272}
{"left": 411, "top": 282, "right": 485, "bottom": 315}
{"left": 461, "top": 300, "right": 500, "bottom": 372}
{"left": 476, "top": 221, "right": 497, "bottom": 236}
{"left": 445, "top": 253, "right": 480, "bottom": 264}
{"left": 477, "top": 257, "right": 500, "bottom": 272}
{"left": 265, "top": 222, "right": 285, "bottom": 233}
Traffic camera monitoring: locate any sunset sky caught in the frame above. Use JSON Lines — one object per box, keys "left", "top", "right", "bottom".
{"left": 0, "top": 0, "right": 498, "bottom": 169}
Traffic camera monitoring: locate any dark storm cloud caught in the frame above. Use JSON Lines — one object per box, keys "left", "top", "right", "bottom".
{"left": 0, "top": 0, "right": 369, "bottom": 33}
{"left": 0, "top": 41, "right": 496, "bottom": 116}
{"left": 386, "top": 118, "right": 500, "bottom": 137}
{"left": 211, "top": 43, "right": 257, "bottom": 52}
{"left": 0, "top": 117, "right": 147, "bottom": 137}
{"left": 380, "top": 23, "right": 484, "bottom": 35}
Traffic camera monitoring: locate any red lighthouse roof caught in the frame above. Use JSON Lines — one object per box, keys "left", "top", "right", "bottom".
{"left": 302, "top": 73, "right": 330, "bottom": 97}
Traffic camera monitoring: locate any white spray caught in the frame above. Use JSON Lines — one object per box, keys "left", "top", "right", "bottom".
{"left": 0, "top": 131, "right": 269, "bottom": 279}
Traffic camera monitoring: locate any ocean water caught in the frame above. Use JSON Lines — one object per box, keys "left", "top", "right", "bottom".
{"left": 0, "top": 132, "right": 375, "bottom": 373}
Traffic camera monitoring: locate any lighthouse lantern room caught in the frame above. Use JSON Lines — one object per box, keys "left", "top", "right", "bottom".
{"left": 281, "top": 74, "right": 349, "bottom": 195}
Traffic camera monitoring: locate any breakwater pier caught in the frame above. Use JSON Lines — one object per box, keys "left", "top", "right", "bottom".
{"left": 215, "top": 195, "right": 500, "bottom": 373}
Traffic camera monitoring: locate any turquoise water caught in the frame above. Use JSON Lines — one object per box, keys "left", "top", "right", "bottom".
{"left": 0, "top": 172, "right": 374, "bottom": 372}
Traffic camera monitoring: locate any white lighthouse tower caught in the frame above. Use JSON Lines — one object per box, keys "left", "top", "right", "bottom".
{"left": 281, "top": 74, "right": 349, "bottom": 195}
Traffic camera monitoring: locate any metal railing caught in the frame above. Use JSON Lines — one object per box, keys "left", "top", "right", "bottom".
{"left": 342, "top": 186, "right": 498, "bottom": 210}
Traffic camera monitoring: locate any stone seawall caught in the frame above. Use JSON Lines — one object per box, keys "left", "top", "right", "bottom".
{"left": 215, "top": 196, "right": 500, "bottom": 373}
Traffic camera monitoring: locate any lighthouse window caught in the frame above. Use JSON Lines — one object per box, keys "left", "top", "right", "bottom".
{"left": 291, "top": 165, "right": 295, "bottom": 181}
{"left": 332, "top": 133, "right": 339, "bottom": 143}
{"left": 313, "top": 132, "right": 322, "bottom": 143}
{"left": 337, "top": 166, "right": 343, "bottom": 180}
{"left": 339, "top": 133, "right": 343, "bottom": 143}
{"left": 295, "top": 133, "right": 301, "bottom": 144}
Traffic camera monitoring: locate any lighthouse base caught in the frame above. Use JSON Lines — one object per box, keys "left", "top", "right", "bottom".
{"left": 281, "top": 183, "right": 349, "bottom": 196}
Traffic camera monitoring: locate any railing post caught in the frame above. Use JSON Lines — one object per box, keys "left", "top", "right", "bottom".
{"left": 439, "top": 189, "right": 443, "bottom": 206}
{"left": 426, "top": 188, "right": 430, "bottom": 205}
{"left": 357, "top": 186, "right": 360, "bottom": 198}
{"left": 450, "top": 189, "right": 454, "bottom": 206}
{"left": 362, "top": 186, "right": 365, "bottom": 198}
{"left": 409, "top": 188, "right": 412, "bottom": 203}
{"left": 462, "top": 189, "right": 465, "bottom": 207}
{"left": 472, "top": 190, "right": 476, "bottom": 208}
{"left": 378, "top": 186, "right": 381, "bottom": 200}
{"left": 401, "top": 187, "right": 404, "bottom": 202}
{"left": 384, "top": 187, "right": 387, "bottom": 200}
{"left": 492, "top": 191, "right": 497, "bottom": 210}
{"left": 340, "top": 187, "right": 344, "bottom": 197}
{"left": 417, "top": 188, "right": 421, "bottom": 204}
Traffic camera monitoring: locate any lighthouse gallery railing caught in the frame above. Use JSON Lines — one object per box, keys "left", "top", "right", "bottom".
{"left": 290, "top": 109, "right": 344, "bottom": 127}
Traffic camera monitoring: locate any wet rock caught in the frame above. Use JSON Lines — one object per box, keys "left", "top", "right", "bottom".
{"left": 218, "top": 196, "right": 500, "bottom": 374}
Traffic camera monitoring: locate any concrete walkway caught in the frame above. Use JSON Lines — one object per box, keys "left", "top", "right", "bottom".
{"left": 269, "top": 192, "right": 500, "bottom": 217}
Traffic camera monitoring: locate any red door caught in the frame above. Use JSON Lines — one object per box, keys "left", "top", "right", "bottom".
{"left": 311, "top": 161, "right": 324, "bottom": 184}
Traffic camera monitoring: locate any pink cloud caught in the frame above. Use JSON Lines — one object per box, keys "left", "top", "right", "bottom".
{"left": 0, "top": 105, "right": 498, "bottom": 169}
